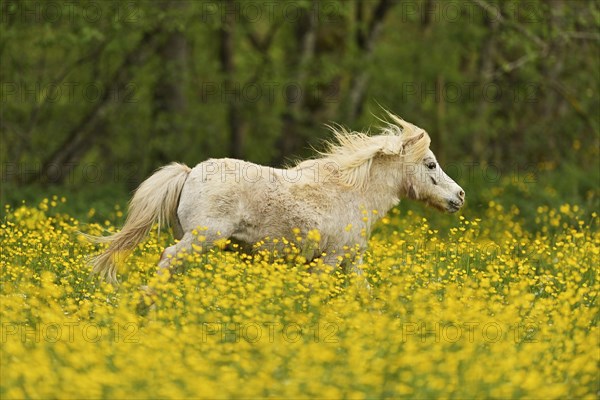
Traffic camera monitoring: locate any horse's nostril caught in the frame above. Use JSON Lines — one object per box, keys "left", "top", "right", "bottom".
{"left": 458, "top": 190, "right": 465, "bottom": 199}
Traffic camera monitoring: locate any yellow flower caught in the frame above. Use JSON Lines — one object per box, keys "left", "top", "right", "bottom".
{"left": 0, "top": 199, "right": 597, "bottom": 398}
{"left": 307, "top": 229, "right": 321, "bottom": 243}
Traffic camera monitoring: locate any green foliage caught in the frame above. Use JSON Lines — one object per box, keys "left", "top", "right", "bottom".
{"left": 0, "top": 0, "right": 598, "bottom": 206}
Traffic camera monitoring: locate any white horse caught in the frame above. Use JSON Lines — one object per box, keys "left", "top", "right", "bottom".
{"left": 90, "top": 113, "right": 465, "bottom": 283}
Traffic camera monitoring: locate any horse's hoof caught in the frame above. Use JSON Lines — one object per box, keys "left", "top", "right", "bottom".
{"left": 136, "top": 285, "right": 157, "bottom": 315}
{"left": 139, "top": 285, "right": 156, "bottom": 295}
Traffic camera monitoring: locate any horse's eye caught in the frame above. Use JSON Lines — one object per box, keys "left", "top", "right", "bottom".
{"left": 427, "top": 162, "right": 436, "bottom": 170}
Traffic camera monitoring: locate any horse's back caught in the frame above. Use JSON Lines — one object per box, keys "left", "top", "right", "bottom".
{"left": 176, "top": 158, "right": 328, "bottom": 238}
{"left": 177, "top": 159, "right": 278, "bottom": 230}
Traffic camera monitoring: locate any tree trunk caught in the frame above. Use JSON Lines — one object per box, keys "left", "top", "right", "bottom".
{"left": 474, "top": 16, "right": 498, "bottom": 161}
{"left": 435, "top": 75, "right": 447, "bottom": 165}
{"left": 346, "top": 0, "right": 394, "bottom": 122}
{"left": 219, "top": 0, "right": 243, "bottom": 159}
{"left": 151, "top": 1, "right": 189, "bottom": 168}
{"left": 540, "top": 1, "right": 565, "bottom": 159}
{"left": 274, "top": 0, "right": 318, "bottom": 166}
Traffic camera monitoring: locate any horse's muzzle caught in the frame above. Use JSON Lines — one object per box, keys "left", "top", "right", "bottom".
{"left": 446, "top": 199, "right": 464, "bottom": 213}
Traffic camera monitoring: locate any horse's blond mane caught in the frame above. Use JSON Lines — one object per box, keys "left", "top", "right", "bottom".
{"left": 295, "top": 112, "right": 431, "bottom": 190}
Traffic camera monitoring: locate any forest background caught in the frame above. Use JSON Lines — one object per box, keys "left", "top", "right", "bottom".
{"left": 1, "top": 0, "right": 598, "bottom": 222}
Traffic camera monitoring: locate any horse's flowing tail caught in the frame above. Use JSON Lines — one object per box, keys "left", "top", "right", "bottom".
{"left": 88, "top": 162, "right": 191, "bottom": 283}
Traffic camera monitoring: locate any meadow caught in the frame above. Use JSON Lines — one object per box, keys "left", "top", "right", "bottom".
{"left": 1, "top": 184, "right": 598, "bottom": 398}
{"left": 3, "top": 0, "right": 598, "bottom": 397}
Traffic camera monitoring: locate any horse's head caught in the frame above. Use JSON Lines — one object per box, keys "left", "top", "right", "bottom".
{"left": 311, "top": 111, "right": 465, "bottom": 213}
{"left": 380, "top": 114, "right": 465, "bottom": 213}
{"left": 402, "top": 148, "right": 465, "bottom": 213}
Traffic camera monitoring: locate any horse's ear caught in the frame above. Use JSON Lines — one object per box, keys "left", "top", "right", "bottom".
{"left": 402, "top": 132, "right": 425, "bottom": 151}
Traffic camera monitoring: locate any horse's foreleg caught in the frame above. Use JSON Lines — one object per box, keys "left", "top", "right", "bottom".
{"left": 349, "top": 256, "right": 371, "bottom": 292}
{"left": 320, "top": 252, "right": 342, "bottom": 271}
{"left": 321, "top": 251, "right": 371, "bottom": 293}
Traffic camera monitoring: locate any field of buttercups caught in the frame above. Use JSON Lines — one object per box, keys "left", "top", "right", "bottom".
{"left": 1, "top": 197, "right": 598, "bottom": 399}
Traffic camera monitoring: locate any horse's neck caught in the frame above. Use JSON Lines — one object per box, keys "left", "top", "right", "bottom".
{"left": 358, "top": 158, "right": 403, "bottom": 215}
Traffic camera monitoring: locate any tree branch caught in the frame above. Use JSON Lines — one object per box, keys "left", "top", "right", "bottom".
{"left": 471, "top": 0, "right": 549, "bottom": 50}
{"left": 346, "top": 0, "right": 394, "bottom": 121}
{"left": 219, "top": 0, "right": 244, "bottom": 159}
{"left": 30, "top": 28, "right": 162, "bottom": 184}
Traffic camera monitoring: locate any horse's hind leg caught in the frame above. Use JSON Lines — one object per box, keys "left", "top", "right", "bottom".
{"left": 157, "top": 232, "right": 195, "bottom": 274}
{"left": 157, "top": 223, "right": 235, "bottom": 275}
{"left": 140, "top": 227, "right": 228, "bottom": 313}
{"left": 138, "top": 232, "right": 196, "bottom": 314}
